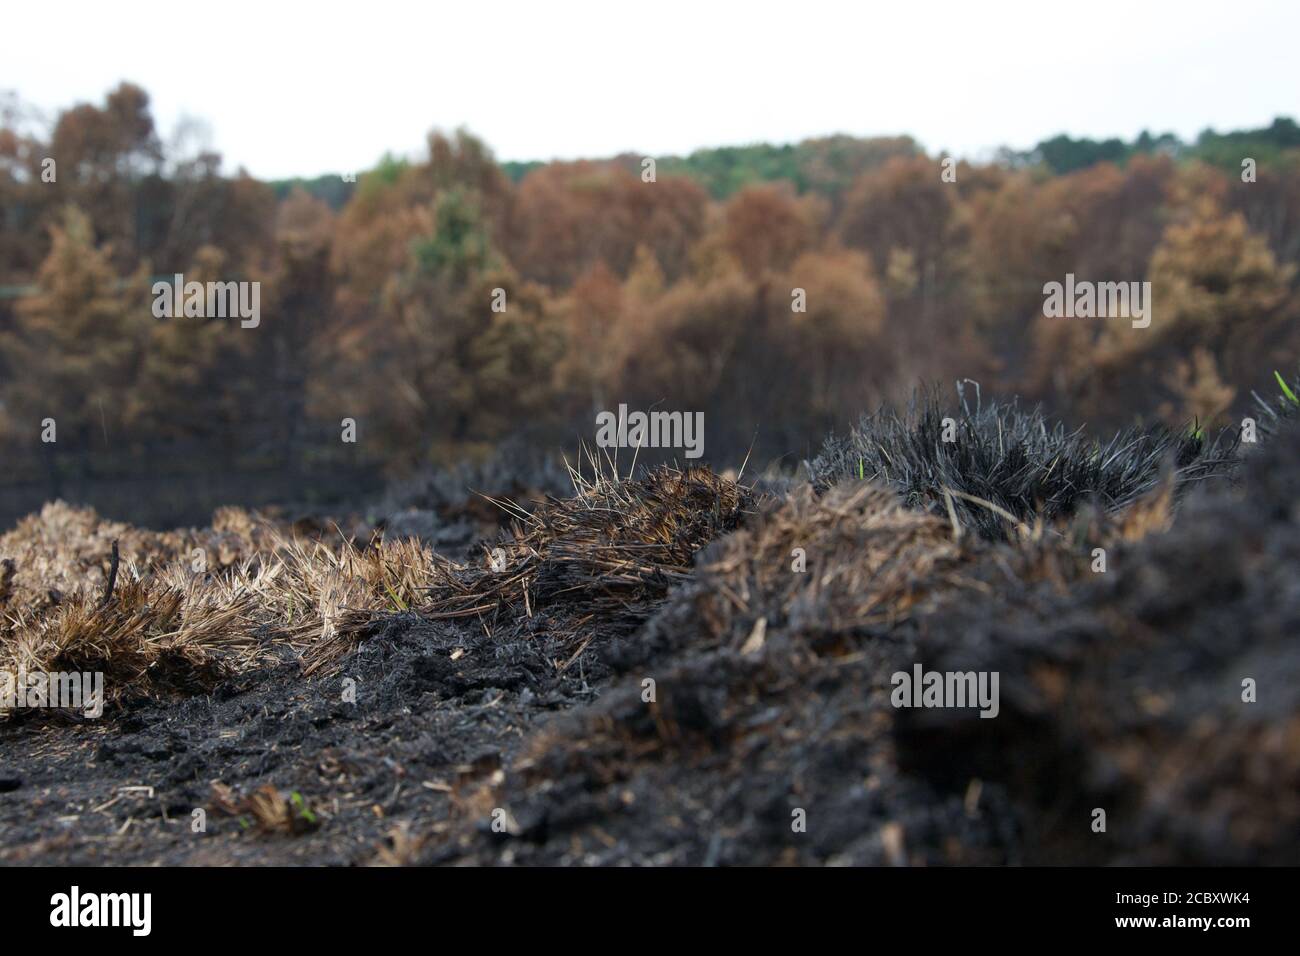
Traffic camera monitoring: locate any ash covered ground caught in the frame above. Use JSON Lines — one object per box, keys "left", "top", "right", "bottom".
{"left": 2, "top": 397, "right": 1297, "bottom": 866}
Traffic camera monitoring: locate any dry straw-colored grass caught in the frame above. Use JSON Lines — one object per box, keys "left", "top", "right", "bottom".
{"left": 4, "top": 571, "right": 261, "bottom": 703}
{"left": 2, "top": 459, "right": 753, "bottom": 712}
{"left": 0, "top": 502, "right": 273, "bottom": 710}
{"left": 301, "top": 459, "right": 753, "bottom": 673}
{"left": 687, "top": 482, "right": 965, "bottom": 653}
{"left": 0, "top": 502, "right": 437, "bottom": 709}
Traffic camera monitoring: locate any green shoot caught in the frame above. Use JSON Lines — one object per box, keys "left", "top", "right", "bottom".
{"left": 1276, "top": 370, "right": 1299, "bottom": 406}
{"left": 383, "top": 582, "right": 408, "bottom": 612}
{"left": 290, "top": 791, "right": 317, "bottom": 824}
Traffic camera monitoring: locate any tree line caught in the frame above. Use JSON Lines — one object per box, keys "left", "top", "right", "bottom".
{"left": 1, "top": 82, "right": 1298, "bottom": 523}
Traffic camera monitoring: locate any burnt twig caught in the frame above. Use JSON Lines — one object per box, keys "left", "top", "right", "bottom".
{"left": 101, "top": 539, "right": 120, "bottom": 608}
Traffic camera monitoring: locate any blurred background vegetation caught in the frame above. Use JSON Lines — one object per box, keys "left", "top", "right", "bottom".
{"left": 2, "top": 83, "right": 1298, "bottom": 526}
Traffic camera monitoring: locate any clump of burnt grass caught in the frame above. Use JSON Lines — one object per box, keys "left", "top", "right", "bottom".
{"left": 302, "top": 459, "right": 755, "bottom": 675}
{"left": 808, "top": 386, "right": 1241, "bottom": 541}
{"left": 685, "top": 483, "right": 963, "bottom": 655}
{"left": 273, "top": 533, "right": 448, "bottom": 676}
{"left": 3, "top": 569, "right": 263, "bottom": 707}
{"left": 0, "top": 511, "right": 449, "bottom": 709}
{"left": 0, "top": 501, "right": 270, "bottom": 619}
{"left": 0, "top": 503, "right": 280, "bottom": 711}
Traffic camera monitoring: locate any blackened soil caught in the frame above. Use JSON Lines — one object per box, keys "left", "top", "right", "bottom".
{"left": 3, "top": 427, "right": 1298, "bottom": 866}
{"left": 0, "top": 616, "right": 605, "bottom": 864}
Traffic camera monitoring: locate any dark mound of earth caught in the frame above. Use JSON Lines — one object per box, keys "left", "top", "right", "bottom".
{"left": 2, "top": 420, "right": 1296, "bottom": 866}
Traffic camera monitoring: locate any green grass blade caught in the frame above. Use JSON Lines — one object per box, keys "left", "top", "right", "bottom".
{"left": 1276, "top": 370, "right": 1299, "bottom": 406}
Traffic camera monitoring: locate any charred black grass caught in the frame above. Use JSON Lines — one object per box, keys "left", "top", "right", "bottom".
{"left": 890, "top": 415, "right": 1300, "bottom": 864}
{"left": 808, "top": 388, "right": 1241, "bottom": 541}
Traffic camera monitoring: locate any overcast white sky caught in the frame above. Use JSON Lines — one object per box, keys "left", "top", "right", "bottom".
{"left": 5, "top": 0, "right": 1298, "bottom": 179}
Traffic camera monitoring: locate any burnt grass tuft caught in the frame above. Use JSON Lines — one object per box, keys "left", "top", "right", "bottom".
{"left": 808, "top": 387, "right": 1242, "bottom": 540}
{"left": 1, "top": 402, "right": 1296, "bottom": 865}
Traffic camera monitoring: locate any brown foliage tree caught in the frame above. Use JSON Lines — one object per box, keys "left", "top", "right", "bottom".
{"left": 722, "top": 183, "right": 821, "bottom": 279}
{"left": 506, "top": 160, "right": 707, "bottom": 287}
{"left": 0, "top": 207, "right": 148, "bottom": 446}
